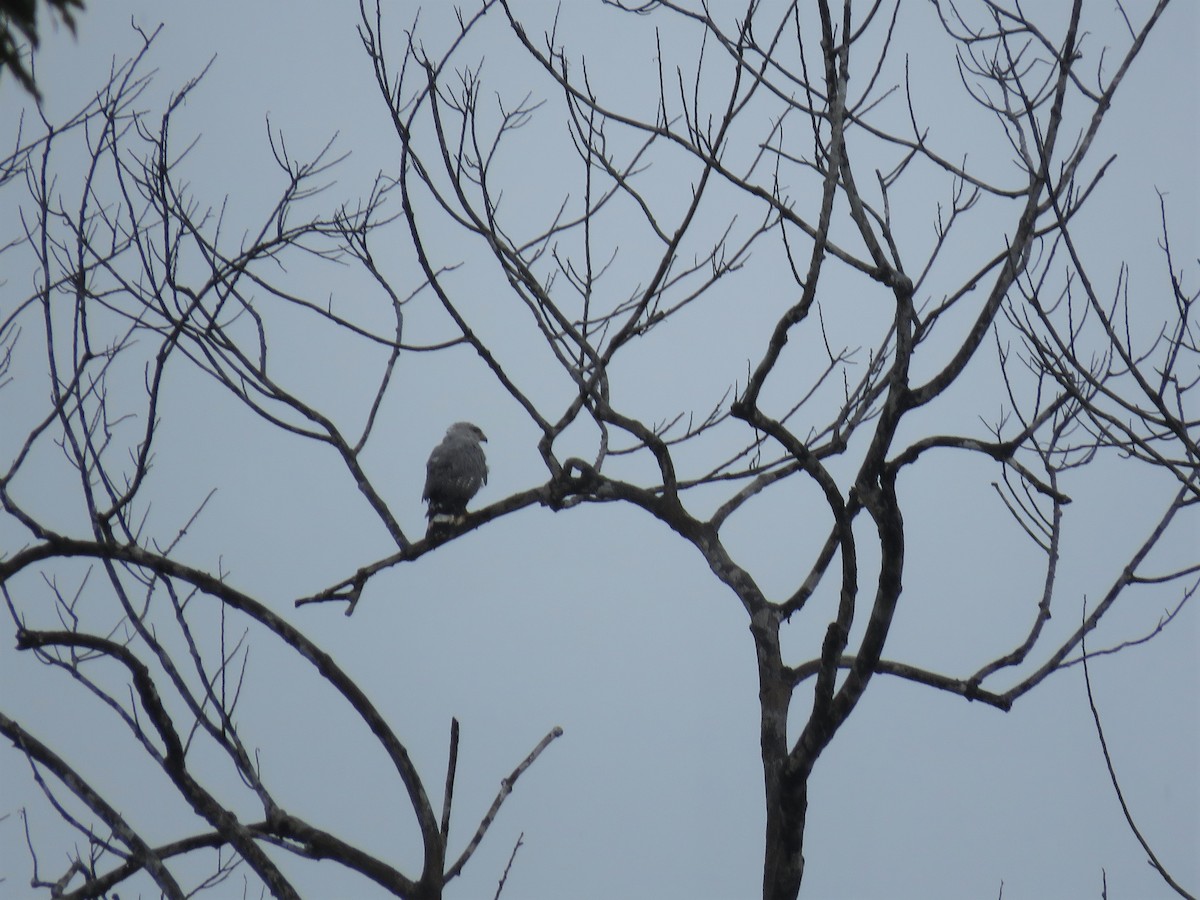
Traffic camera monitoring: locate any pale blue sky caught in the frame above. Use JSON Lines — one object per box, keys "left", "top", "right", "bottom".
{"left": 1, "top": 2, "right": 1196, "bottom": 898}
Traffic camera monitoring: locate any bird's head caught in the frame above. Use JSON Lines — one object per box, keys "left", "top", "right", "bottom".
{"left": 449, "top": 421, "right": 487, "bottom": 443}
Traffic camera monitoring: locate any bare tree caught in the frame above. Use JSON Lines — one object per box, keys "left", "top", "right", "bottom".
{"left": 1, "top": 1, "right": 1195, "bottom": 898}
{"left": 0, "top": 25, "right": 561, "bottom": 900}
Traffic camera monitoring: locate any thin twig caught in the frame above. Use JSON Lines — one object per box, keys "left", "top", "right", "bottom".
{"left": 1080, "top": 606, "right": 1195, "bottom": 900}
{"left": 492, "top": 832, "right": 524, "bottom": 900}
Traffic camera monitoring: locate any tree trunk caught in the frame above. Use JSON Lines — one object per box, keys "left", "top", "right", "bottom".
{"left": 763, "top": 766, "right": 809, "bottom": 900}
{"left": 753, "top": 608, "right": 810, "bottom": 900}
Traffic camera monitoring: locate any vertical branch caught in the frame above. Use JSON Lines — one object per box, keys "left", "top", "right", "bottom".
{"left": 441, "top": 717, "right": 460, "bottom": 844}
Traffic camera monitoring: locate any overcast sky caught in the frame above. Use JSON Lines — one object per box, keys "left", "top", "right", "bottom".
{"left": 1, "top": 2, "right": 1197, "bottom": 899}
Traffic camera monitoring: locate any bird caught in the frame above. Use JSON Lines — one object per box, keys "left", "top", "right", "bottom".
{"left": 423, "top": 421, "right": 488, "bottom": 537}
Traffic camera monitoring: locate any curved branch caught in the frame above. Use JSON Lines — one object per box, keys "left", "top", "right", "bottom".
{"left": 0, "top": 538, "right": 442, "bottom": 886}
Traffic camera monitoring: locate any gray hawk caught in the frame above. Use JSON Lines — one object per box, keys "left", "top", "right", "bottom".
{"left": 423, "top": 421, "right": 488, "bottom": 534}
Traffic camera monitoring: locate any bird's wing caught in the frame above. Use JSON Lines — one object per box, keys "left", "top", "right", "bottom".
{"left": 423, "top": 442, "right": 453, "bottom": 500}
